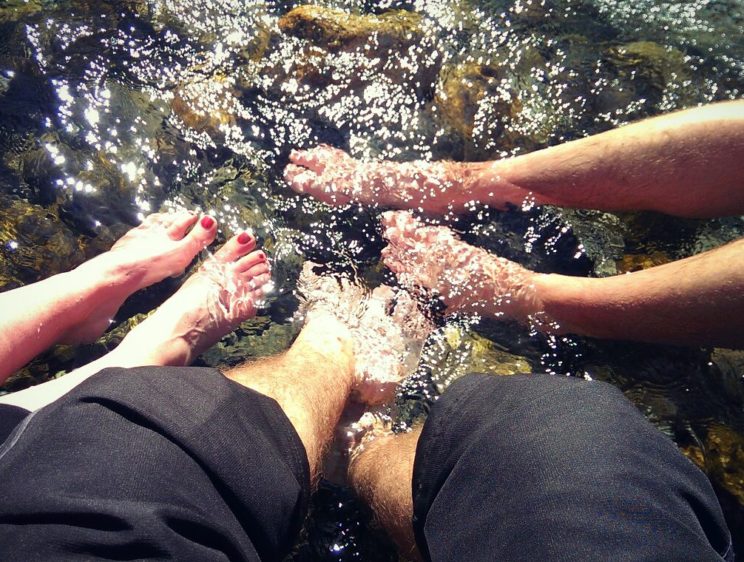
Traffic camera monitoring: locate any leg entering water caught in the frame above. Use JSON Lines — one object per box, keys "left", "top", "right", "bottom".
{"left": 0, "top": 232, "right": 270, "bottom": 411}
{"left": 296, "top": 261, "right": 435, "bottom": 404}
{"left": 0, "top": 211, "right": 218, "bottom": 383}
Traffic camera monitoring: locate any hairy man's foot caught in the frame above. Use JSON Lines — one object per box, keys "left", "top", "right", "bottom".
{"left": 285, "top": 145, "right": 532, "bottom": 214}
{"left": 285, "top": 145, "right": 478, "bottom": 213}
{"left": 381, "top": 211, "right": 540, "bottom": 321}
{"left": 110, "top": 232, "right": 271, "bottom": 367}
{"left": 62, "top": 211, "right": 218, "bottom": 344}
{"left": 297, "top": 262, "right": 434, "bottom": 405}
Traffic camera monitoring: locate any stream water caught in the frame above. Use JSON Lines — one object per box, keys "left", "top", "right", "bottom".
{"left": 1, "top": 0, "right": 743, "bottom": 559}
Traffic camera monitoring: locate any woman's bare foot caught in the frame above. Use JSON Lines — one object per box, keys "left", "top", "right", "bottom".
{"left": 110, "top": 232, "right": 271, "bottom": 367}
{"left": 296, "top": 262, "right": 434, "bottom": 405}
{"left": 0, "top": 232, "right": 270, "bottom": 411}
{"left": 62, "top": 211, "right": 219, "bottom": 344}
{"left": 381, "top": 211, "right": 540, "bottom": 321}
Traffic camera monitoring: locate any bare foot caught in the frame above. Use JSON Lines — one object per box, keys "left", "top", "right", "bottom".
{"left": 285, "top": 145, "right": 482, "bottom": 214}
{"left": 62, "top": 211, "right": 218, "bottom": 344}
{"left": 110, "top": 232, "right": 271, "bottom": 367}
{"left": 347, "top": 411, "right": 394, "bottom": 460}
{"left": 296, "top": 262, "right": 434, "bottom": 405}
{"left": 381, "top": 211, "right": 540, "bottom": 321}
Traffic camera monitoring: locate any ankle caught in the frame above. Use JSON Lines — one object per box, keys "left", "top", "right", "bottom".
{"left": 72, "top": 253, "right": 145, "bottom": 306}
{"left": 296, "top": 312, "right": 355, "bottom": 372}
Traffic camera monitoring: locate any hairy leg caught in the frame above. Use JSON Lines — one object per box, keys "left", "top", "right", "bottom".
{"left": 284, "top": 145, "right": 528, "bottom": 214}
{"left": 0, "top": 231, "right": 268, "bottom": 411}
{"left": 348, "top": 426, "right": 423, "bottom": 561}
{"left": 285, "top": 101, "right": 744, "bottom": 218}
{"left": 225, "top": 312, "right": 355, "bottom": 480}
{"left": 382, "top": 210, "right": 744, "bottom": 349}
{"left": 0, "top": 211, "right": 218, "bottom": 383}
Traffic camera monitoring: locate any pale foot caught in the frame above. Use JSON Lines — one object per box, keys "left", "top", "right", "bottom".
{"left": 108, "top": 232, "right": 271, "bottom": 367}
{"left": 62, "top": 211, "right": 218, "bottom": 344}
{"left": 296, "top": 261, "right": 434, "bottom": 405}
{"left": 381, "top": 210, "right": 540, "bottom": 321}
{"left": 284, "top": 145, "right": 474, "bottom": 213}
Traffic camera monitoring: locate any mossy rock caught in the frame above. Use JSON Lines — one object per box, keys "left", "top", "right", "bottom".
{"left": 279, "top": 6, "right": 423, "bottom": 52}
{"left": 171, "top": 74, "right": 239, "bottom": 137}
{"left": 605, "top": 41, "right": 695, "bottom": 106}
{"left": 434, "top": 49, "right": 562, "bottom": 159}
{"left": 425, "top": 324, "right": 532, "bottom": 393}
{"left": 559, "top": 208, "right": 627, "bottom": 277}
{"left": 0, "top": 0, "right": 44, "bottom": 23}
{"left": 616, "top": 251, "right": 673, "bottom": 274}
{"left": 199, "top": 316, "right": 301, "bottom": 368}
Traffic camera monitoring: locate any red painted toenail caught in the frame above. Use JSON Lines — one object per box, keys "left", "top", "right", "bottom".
{"left": 201, "top": 216, "right": 215, "bottom": 229}
{"left": 237, "top": 232, "right": 252, "bottom": 245}
{"left": 257, "top": 252, "right": 266, "bottom": 261}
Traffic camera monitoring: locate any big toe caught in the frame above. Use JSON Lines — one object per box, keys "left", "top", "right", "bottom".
{"left": 381, "top": 210, "right": 418, "bottom": 237}
{"left": 166, "top": 210, "right": 199, "bottom": 239}
{"left": 213, "top": 231, "right": 257, "bottom": 263}
{"left": 284, "top": 164, "right": 315, "bottom": 193}
{"left": 289, "top": 148, "right": 325, "bottom": 174}
{"left": 180, "top": 215, "right": 218, "bottom": 252}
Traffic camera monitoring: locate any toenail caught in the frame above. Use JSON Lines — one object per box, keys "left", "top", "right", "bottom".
{"left": 201, "top": 216, "right": 215, "bottom": 229}
{"left": 237, "top": 232, "right": 252, "bottom": 245}
{"left": 257, "top": 252, "right": 266, "bottom": 261}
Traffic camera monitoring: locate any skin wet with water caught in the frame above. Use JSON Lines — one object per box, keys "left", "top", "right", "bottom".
{"left": 1, "top": 0, "right": 744, "bottom": 559}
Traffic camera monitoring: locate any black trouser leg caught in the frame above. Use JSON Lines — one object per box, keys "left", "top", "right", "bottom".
{"left": 412, "top": 374, "right": 733, "bottom": 562}
{"left": 0, "top": 367, "right": 310, "bottom": 561}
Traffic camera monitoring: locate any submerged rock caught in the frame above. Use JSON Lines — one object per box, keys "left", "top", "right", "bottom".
{"left": 605, "top": 41, "right": 696, "bottom": 108}
{"left": 423, "top": 323, "right": 532, "bottom": 393}
{"left": 558, "top": 208, "right": 627, "bottom": 277}
{"left": 684, "top": 424, "right": 744, "bottom": 508}
{"left": 616, "top": 251, "right": 672, "bottom": 274}
{"left": 279, "top": 6, "right": 424, "bottom": 52}
{"left": 0, "top": 0, "right": 44, "bottom": 23}
{"left": 248, "top": 4, "right": 441, "bottom": 148}
{"left": 0, "top": 194, "right": 85, "bottom": 289}
{"left": 434, "top": 61, "right": 519, "bottom": 160}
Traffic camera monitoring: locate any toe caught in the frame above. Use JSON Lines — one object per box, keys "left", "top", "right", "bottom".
{"left": 242, "top": 261, "right": 270, "bottom": 279}
{"left": 383, "top": 256, "right": 405, "bottom": 274}
{"left": 213, "top": 231, "right": 257, "bottom": 262}
{"left": 183, "top": 214, "right": 218, "bottom": 251}
{"left": 167, "top": 211, "right": 199, "bottom": 240}
{"left": 289, "top": 148, "right": 325, "bottom": 173}
{"left": 250, "top": 272, "right": 272, "bottom": 290}
{"left": 381, "top": 210, "right": 411, "bottom": 232}
{"left": 141, "top": 212, "right": 167, "bottom": 227}
{"left": 286, "top": 167, "right": 317, "bottom": 194}
{"left": 235, "top": 249, "right": 268, "bottom": 272}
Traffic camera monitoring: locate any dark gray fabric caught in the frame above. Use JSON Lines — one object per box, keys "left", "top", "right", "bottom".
{"left": 0, "top": 367, "right": 310, "bottom": 561}
{"left": 412, "top": 373, "right": 734, "bottom": 562}
{"left": 0, "top": 404, "right": 29, "bottom": 443}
